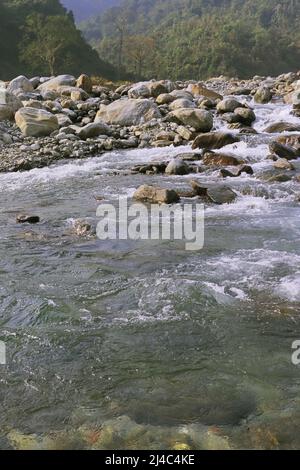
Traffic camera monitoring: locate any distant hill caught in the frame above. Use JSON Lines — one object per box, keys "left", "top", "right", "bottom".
{"left": 80, "top": 0, "right": 300, "bottom": 80}
{"left": 61, "top": 0, "right": 122, "bottom": 22}
{"left": 0, "top": 0, "right": 117, "bottom": 80}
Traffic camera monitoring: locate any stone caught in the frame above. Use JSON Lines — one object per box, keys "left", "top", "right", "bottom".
{"left": 148, "top": 80, "right": 171, "bottom": 98}
{"left": 276, "top": 135, "right": 300, "bottom": 150}
{"left": 56, "top": 114, "right": 72, "bottom": 127}
{"left": 267, "top": 173, "right": 293, "bottom": 183}
{"left": 38, "top": 75, "right": 76, "bottom": 92}
{"left": 216, "top": 98, "right": 241, "bottom": 113}
{"left": 168, "top": 109, "right": 213, "bottom": 132}
{"left": 95, "top": 99, "right": 161, "bottom": 126}
{"left": 16, "top": 214, "right": 40, "bottom": 224}
{"left": 7, "top": 75, "right": 34, "bottom": 95}
{"left": 169, "top": 98, "right": 195, "bottom": 110}
{"left": 156, "top": 93, "right": 175, "bottom": 105}
{"left": 186, "top": 83, "right": 222, "bottom": 100}
{"left": 70, "top": 88, "right": 89, "bottom": 101}
{"left": 207, "top": 185, "right": 237, "bottom": 204}
{"left": 264, "top": 122, "right": 300, "bottom": 133}
{"left": 220, "top": 165, "right": 253, "bottom": 177}
{"left": 133, "top": 185, "right": 180, "bottom": 204}
{"left": 192, "top": 132, "right": 239, "bottom": 150}
{"left": 76, "top": 74, "right": 92, "bottom": 94}
{"left": 77, "top": 122, "right": 110, "bottom": 140}
{"left": 165, "top": 159, "right": 190, "bottom": 175}
{"left": 73, "top": 219, "right": 92, "bottom": 236}
{"left": 273, "top": 159, "right": 294, "bottom": 170}
{"left": 15, "top": 107, "right": 59, "bottom": 137}
{"left": 176, "top": 126, "right": 195, "bottom": 141}
{"left": 202, "top": 151, "right": 241, "bottom": 166}
{"left": 269, "top": 141, "right": 298, "bottom": 160}
{"left": 0, "top": 91, "right": 23, "bottom": 120}
{"left": 254, "top": 87, "right": 272, "bottom": 104}
{"left": 234, "top": 107, "right": 256, "bottom": 125}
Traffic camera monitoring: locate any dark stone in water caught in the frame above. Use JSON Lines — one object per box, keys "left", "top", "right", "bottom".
{"left": 16, "top": 214, "right": 40, "bottom": 224}
{"left": 269, "top": 141, "right": 298, "bottom": 160}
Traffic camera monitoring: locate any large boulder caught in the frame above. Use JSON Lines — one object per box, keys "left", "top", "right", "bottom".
{"left": 76, "top": 74, "right": 92, "bottom": 94}
{"left": 202, "top": 151, "right": 242, "bottom": 166}
{"left": 165, "top": 159, "right": 190, "bottom": 175}
{"left": 0, "top": 90, "right": 23, "bottom": 120}
{"left": 234, "top": 107, "right": 256, "bottom": 125}
{"left": 216, "top": 98, "right": 241, "bottom": 113}
{"left": 133, "top": 185, "right": 180, "bottom": 204}
{"left": 77, "top": 122, "right": 110, "bottom": 140}
{"left": 186, "top": 83, "right": 222, "bottom": 100}
{"left": 95, "top": 99, "right": 161, "bottom": 126}
{"left": 254, "top": 87, "right": 272, "bottom": 104}
{"left": 192, "top": 132, "right": 239, "bottom": 150}
{"left": 7, "top": 75, "right": 34, "bottom": 95}
{"left": 15, "top": 107, "right": 59, "bottom": 137}
{"left": 38, "top": 75, "right": 76, "bottom": 92}
{"left": 168, "top": 108, "right": 213, "bottom": 132}
{"left": 169, "top": 98, "right": 196, "bottom": 110}
{"left": 269, "top": 141, "right": 299, "bottom": 160}
{"left": 264, "top": 121, "right": 300, "bottom": 133}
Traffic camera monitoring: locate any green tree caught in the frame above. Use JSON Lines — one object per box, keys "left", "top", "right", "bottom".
{"left": 20, "top": 13, "right": 78, "bottom": 75}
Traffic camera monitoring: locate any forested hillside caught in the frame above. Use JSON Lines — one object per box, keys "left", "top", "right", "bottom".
{"left": 81, "top": 0, "right": 300, "bottom": 80}
{"left": 61, "top": 0, "right": 121, "bottom": 22}
{"left": 0, "top": 0, "right": 116, "bottom": 79}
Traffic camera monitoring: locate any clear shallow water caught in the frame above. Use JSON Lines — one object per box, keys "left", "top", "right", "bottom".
{"left": 0, "top": 102, "right": 300, "bottom": 449}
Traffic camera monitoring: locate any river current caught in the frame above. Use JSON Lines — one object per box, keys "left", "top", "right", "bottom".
{"left": 0, "top": 99, "right": 300, "bottom": 449}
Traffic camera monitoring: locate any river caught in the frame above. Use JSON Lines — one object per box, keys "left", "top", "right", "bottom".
{"left": 0, "top": 99, "right": 300, "bottom": 449}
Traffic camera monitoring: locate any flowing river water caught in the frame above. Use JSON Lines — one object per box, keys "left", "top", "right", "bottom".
{"left": 0, "top": 99, "right": 300, "bottom": 449}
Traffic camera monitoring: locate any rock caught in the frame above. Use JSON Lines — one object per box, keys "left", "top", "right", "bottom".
{"left": 284, "top": 90, "right": 300, "bottom": 105}
{"left": 192, "top": 132, "right": 239, "bottom": 150}
{"left": 77, "top": 122, "right": 110, "bottom": 140}
{"left": 148, "top": 80, "right": 171, "bottom": 98}
{"left": 220, "top": 164, "right": 253, "bottom": 177}
{"left": 16, "top": 214, "right": 40, "bottom": 224}
{"left": 189, "top": 180, "right": 237, "bottom": 203}
{"left": 176, "top": 126, "right": 195, "bottom": 141}
{"left": 186, "top": 83, "right": 222, "bottom": 100}
{"left": 0, "top": 91, "right": 23, "bottom": 120}
{"left": 95, "top": 99, "right": 161, "bottom": 126}
{"left": 207, "top": 185, "right": 237, "bottom": 204}
{"left": 165, "top": 158, "right": 190, "bottom": 175}
{"left": 7, "top": 75, "right": 34, "bottom": 95}
{"left": 70, "top": 88, "right": 89, "bottom": 101}
{"left": 170, "top": 90, "right": 194, "bottom": 101}
{"left": 133, "top": 185, "right": 180, "bottom": 204}
{"left": 254, "top": 87, "right": 272, "bottom": 104}
{"left": 175, "top": 152, "right": 202, "bottom": 161}
{"left": 216, "top": 98, "right": 241, "bottom": 113}
{"left": 269, "top": 141, "right": 298, "bottom": 160}
{"left": 202, "top": 151, "right": 242, "bottom": 166}
{"left": 190, "top": 180, "right": 209, "bottom": 196}
{"left": 76, "top": 74, "right": 92, "bottom": 94}
{"left": 276, "top": 135, "right": 300, "bottom": 150}
{"left": 38, "top": 75, "right": 76, "bottom": 91}
{"left": 73, "top": 219, "right": 92, "bottom": 236}
{"left": 168, "top": 109, "right": 213, "bottom": 132}
{"left": 234, "top": 107, "right": 256, "bottom": 125}
{"left": 15, "top": 107, "right": 59, "bottom": 137}
{"left": 264, "top": 122, "right": 300, "bottom": 133}
{"left": 273, "top": 159, "right": 294, "bottom": 170}
{"left": 156, "top": 93, "right": 175, "bottom": 105}
{"left": 169, "top": 98, "right": 195, "bottom": 110}
{"left": 267, "top": 173, "right": 293, "bottom": 183}
{"left": 56, "top": 113, "right": 72, "bottom": 127}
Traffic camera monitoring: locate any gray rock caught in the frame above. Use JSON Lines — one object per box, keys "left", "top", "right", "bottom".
{"left": 15, "top": 107, "right": 59, "bottom": 137}
{"left": 133, "top": 185, "right": 180, "bottom": 204}
{"left": 165, "top": 158, "right": 190, "bottom": 175}
{"left": 95, "top": 99, "right": 161, "bottom": 126}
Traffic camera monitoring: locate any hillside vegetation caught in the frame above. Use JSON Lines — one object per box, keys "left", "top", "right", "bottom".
{"left": 81, "top": 0, "right": 300, "bottom": 80}
{"left": 0, "top": 0, "right": 116, "bottom": 80}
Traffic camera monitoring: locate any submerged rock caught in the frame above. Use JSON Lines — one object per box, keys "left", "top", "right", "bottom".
{"left": 269, "top": 141, "right": 298, "bottom": 160}
{"left": 202, "top": 151, "right": 242, "bottom": 166}
{"left": 264, "top": 122, "right": 300, "bottom": 133}
{"left": 16, "top": 214, "right": 40, "bottom": 224}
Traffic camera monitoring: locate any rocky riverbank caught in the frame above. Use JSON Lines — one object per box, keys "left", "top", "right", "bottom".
{"left": 0, "top": 72, "right": 299, "bottom": 174}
